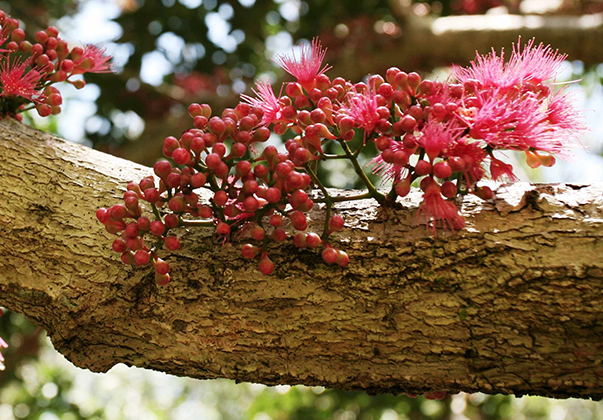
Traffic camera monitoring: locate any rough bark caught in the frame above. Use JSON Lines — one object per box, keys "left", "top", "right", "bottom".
{"left": 0, "top": 119, "right": 602, "bottom": 399}
{"left": 334, "top": 12, "right": 603, "bottom": 82}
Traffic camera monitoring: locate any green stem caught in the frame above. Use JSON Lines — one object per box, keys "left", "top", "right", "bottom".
{"left": 151, "top": 204, "right": 162, "bottom": 222}
{"left": 16, "top": 105, "right": 35, "bottom": 114}
{"left": 274, "top": 206, "right": 288, "bottom": 217}
{"left": 305, "top": 165, "right": 330, "bottom": 200}
{"left": 417, "top": 149, "right": 425, "bottom": 162}
{"left": 305, "top": 164, "right": 332, "bottom": 238}
{"left": 180, "top": 220, "right": 215, "bottom": 227}
{"left": 455, "top": 171, "right": 463, "bottom": 188}
{"left": 320, "top": 154, "right": 349, "bottom": 160}
{"left": 194, "top": 162, "right": 208, "bottom": 172}
{"left": 195, "top": 170, "right": 220, "bottom": 192}
{"left": 353, "top": 142, "right": 367, "bottom": 157}
{"left": 456, "top": 172, "right": 469, "bottom": 195}
{"left": 386, "top": 168, "right": 415, "bottom": 202}
{"left": 387, "top": 183, "right": 397, "bottom": 201}
{"left": 315, "top": 191, "right": 373, "bottom": 203}
{"left": 339, "top": 140, "right": 385, "bottom": 203}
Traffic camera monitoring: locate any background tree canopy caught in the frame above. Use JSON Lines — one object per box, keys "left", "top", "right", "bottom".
{"left": 1, "top": 0, "right": 603, "bottom": 418}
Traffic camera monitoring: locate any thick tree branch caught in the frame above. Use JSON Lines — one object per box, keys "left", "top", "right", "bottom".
{"left": 0, "top": 119, "right": 602, "bottom": 399}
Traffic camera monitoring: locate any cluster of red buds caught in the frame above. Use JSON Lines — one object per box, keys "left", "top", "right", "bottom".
{"left": 0, "top": 10, "right": 112, "bottom": 120}
{"left": 97, "top": 98, "right": 350, "bottom": 283}
{"left": 98, "top": 37, "right": 584, "bottom": 283}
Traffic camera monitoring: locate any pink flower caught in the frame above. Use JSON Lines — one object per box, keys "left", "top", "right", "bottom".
{"left": 508, "top": 38, "right": 567, "bottom": 86}
{"left": 274, "top": 37, "right": 331, "bottom": 90}
{"left": 469, "top": 91, "right": 542, "bottom": 148}
{"left": 445, "top": 139, "right": 487, "bottom": 185}
{"left": 0, "top": 56, "right": 44, "bottom": 102}
{"left": 339, "top": 87, "right": 380, "bottom": 134}
{"left": 468, "top": 89, "right": 574, "bottom": 157}
{"left": 76, "top": 45, "right": 113, "bottom": 73}
{"left": 371, "top": 117, "right": 463, "bottom": 183}
{"left": 240, "top": 80, "right": 282, "bottom": 125}
{"left": 369, "top": 140, "right": 408, "bottom": 183}
{"left": 416, "top": 118, "right": 463, "bottom": 161}
{"left": 451, "top": 39, "right": 584, "bottom": 160}
{"left": 453, "top": 47, "right": 508, "bottom": 88}
{"left": 489, "top": 157, "right": 518, "bottom": 182}
{"left": 0, "top": 335, "right": 7, "bottom": 364}
{"left": 417, "top": 184, "right": 466, "bottom": 232}
{"left": 545, "top": 90, "right": 586, "bottom": 142}
{"left": 453, "top": 38, "right": 566, "bottom": 90}
{"left": 424, "top": 81, "right": 460, "bottom": 109}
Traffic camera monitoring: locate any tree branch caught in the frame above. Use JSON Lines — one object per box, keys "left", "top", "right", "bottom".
{"left": 1, "top": 119, "right": 602, "bottom": 399}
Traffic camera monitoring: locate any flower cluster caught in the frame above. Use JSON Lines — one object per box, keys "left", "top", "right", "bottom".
{"left": 0, "top": 10, "right": 112, "bottom": 120}
{"left": 99, "top": 37, "right": 584, "bottom": 282}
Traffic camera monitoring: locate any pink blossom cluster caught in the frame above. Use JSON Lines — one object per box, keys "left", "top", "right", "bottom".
{"left": 99, "top": 37, "right": 584, "bottom": 282}
{"left": 0, "top": 10, "right": 112, "bottom": 120}
{"left": 369, "top": 38, "right": 585, "bottom": 229}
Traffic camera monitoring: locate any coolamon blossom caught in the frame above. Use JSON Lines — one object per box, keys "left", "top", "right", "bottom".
{"left": 76, "top": 45, "right": 114, "bottom": 73}
{"left": 468, "top": 91, "right": 543, "bottom": 147}
{"left": 545, "top": 90, "right": 586, "bottom": 139}
{"left": 0, "top": 11, "right": 114, "bottom": 119}
{"left": 241, "top": 80, "right": 282, "bottom": 125}
{"left": 0, "top": 56, "right": 44, "bottom": 102}
{"left": 452, "top": 47, "right": 507, "bottom": 88}
{"left": 469, "top": 90, "right": 572, "bottom": 157}
{"left": 445, "top": 140, "right": 487, "bottom": 185}
{"left": 489, "top": 157, "right": 518, "bottom": 182}
{"left": 508, "top": 38, "right": 567, "bottom": 86}
{"left": 339, "top": 87, "right": 380, "bottom": 134}
{"left": 453, "top": 38, "right": 566, "bottom": 90}
{"left": 369, "top": 139, "right": 408, "bottom": 182}
{"left": 417, "top": 185, "right": 466, "bottom": 232}
{"left": 416, "top": 118, "right": 463, "bottom": 161}
{"left": 274, "top": 37, "right": 331, "bottom": 90}
{"left": 0, "top": 335, "right": 7, "bottom": 367}
{"left": 451, "top": 38, "right": 582, "bottom": 159}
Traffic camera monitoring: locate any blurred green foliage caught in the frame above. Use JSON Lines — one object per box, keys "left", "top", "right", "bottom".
{"left": 0, "top": 311, "right": 106, "bottom": 419}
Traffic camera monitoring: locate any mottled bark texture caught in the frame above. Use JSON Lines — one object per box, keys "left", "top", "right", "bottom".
{"left": 336, "top": 11, "right": 603, "bottom": 82}
{"left": 1, "top": 119, "right": 602, "bottom": 399}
